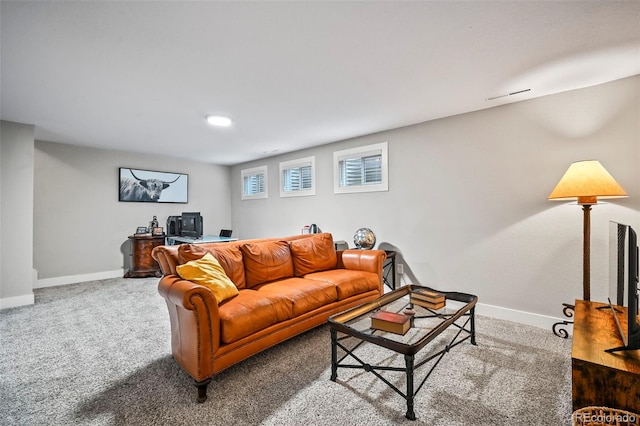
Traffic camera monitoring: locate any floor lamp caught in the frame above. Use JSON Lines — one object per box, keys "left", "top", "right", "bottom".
{"left": 548, "top": 160, "right": 628, "bottom": 338}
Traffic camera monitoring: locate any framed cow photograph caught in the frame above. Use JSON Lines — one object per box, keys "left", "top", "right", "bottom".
{"left": 119, "top": 168, "right": 188, "bottom": 203}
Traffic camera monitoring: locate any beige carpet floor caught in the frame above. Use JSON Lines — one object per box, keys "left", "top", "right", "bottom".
{"left": 0, "top": 277, "right": 573, "bottom": 425}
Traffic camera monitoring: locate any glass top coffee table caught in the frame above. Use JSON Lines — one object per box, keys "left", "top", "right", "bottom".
{"left": 328, "top": 284, "right": 477, "bottom": 420}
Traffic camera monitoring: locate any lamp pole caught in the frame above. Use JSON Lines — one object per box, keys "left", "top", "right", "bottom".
{"left": 582, "top": 204, "right": 591, "bottom": 301}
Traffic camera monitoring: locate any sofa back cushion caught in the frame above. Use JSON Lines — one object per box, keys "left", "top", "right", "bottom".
{"left": 178, "top": 243, "right": 246, "bottom": 289}
{"left": 241, "top": 240, "right": 293, "bottom": 288}
{"left": 288, "top": 233, "right": 337, "bottom": 276}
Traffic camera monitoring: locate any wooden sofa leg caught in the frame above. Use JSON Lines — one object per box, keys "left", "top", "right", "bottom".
{"left": 195, "top": 379, "right": 211, "bottom": 403}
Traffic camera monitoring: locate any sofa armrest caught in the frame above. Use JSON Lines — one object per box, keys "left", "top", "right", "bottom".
{"left": 152, "top": 245, "right": 181, "bottom": 275}
{"left": 157, "top": 275, "right": 221, "bottom": 380}
{"left": 338, "top": 249, "right": 387, "bottom": 293}
{"left": 339, "top": 249, "right": 386, "bottom": 273}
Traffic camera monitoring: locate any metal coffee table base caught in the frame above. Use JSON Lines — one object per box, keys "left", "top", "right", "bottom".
{"left": 330, "top": 310, "right": 476, "bottom": 420}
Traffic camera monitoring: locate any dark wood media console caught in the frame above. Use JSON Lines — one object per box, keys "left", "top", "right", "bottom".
{"left": 572, "top": 300, "right": 640, "bottom": 414}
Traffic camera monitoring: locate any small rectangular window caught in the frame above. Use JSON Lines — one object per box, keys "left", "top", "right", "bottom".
{"left": 280, "top": 156, "right": 315, "bottom": 197}
{"left": 339, "top": 154, "right": 382, "bottom": 187}
{"left": 334, "top": 142, "right": 388, "bottom": 194}
{"left": 241, "top": 165, "right": 268, "bottom": 200}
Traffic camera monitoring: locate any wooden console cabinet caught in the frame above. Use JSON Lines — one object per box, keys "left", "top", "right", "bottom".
{"left": 572, "top": 300, "right": 640, "bottom": 414}
{"left": 125, "top": 235, "right": 165, "bottom": 278}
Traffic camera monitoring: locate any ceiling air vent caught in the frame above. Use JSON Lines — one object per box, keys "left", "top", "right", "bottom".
{"left": 486, "top": 88, "right": 531, "bottom": 101}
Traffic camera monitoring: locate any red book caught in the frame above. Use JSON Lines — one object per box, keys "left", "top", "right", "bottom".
{"left": 371, "top": 310, "right": 411, "bottom": 335}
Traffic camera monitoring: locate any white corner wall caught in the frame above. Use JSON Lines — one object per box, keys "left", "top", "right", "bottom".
{"left": 0, "top": 121, "right": 35, "bottom": 309}
{"left": 230, "top": 76, "right": 640, "bottom": 330}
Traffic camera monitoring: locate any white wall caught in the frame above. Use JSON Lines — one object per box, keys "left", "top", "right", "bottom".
{"left": 2, "top": 77, "right": 638, "bottom": 325}
{"left": 231, "top": 76, "right": 640, "bottom": 328}
{"left": 0, "top": 121, "right": 35, "bottom": 309}
{"left": 32, "top": 141, "right": 232, "bottom": 286}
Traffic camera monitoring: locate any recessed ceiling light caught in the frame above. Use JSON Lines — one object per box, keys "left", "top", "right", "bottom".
{"left": 206, "top": 115, "right": 233, "bottom": 127}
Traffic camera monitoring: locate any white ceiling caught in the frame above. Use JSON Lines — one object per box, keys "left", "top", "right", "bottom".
{"left": 2, "top": 1, "right": 639, "bottom": 166}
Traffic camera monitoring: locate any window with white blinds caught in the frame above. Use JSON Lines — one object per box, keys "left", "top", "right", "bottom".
{"left": 334, "top": 142, "right": 388, "bottom": 194}
{"left": 241, "top": 165, "right": 268, "bottom": 200}
{"left": 280, "top": 156, "right": 315, "bottom": 197}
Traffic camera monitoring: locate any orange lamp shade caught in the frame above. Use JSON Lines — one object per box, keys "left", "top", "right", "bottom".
{"left": 548, "top": 160, "right": 628, "bottom": 205}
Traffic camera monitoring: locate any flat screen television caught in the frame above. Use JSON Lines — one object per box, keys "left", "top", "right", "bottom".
{"left": 607, "top": 221, "right": 639, "bottom": 352}
{"left": 181, "top": 212, "right": 203, "bottom": 239}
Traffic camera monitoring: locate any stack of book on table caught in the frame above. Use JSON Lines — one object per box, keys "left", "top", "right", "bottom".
{"left": 371, "top": 310, "right": 411, "bottom": 335}
{"left": 411, "top": 288, "right": 446, "bottom": 310}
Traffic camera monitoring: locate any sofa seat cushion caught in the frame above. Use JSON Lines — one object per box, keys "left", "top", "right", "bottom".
{"left": 304, "top": 269, "right": 380, "bottom": 300}
{"left": 288, "top": 233, "right": 337, "bottom": 276}
{"left": 218, "top": 290, "right": 292, "bottom": 344}
{"left": 241, "top": 241, "right": 294, "bottom": 288}
{"left": 256, "top": 277, "right": 338, "bottom": 317}
{"left": 178, "top": 243, "right": 246, "bottom": 289}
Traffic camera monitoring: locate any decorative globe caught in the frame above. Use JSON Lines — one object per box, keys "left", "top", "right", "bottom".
{"left": 353, "top": 228, "right": 376, "bottom": 249}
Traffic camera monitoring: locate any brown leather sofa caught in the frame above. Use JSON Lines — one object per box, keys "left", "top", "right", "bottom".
{"left": 152, "top": 232, "right": 386, "bottom": 402}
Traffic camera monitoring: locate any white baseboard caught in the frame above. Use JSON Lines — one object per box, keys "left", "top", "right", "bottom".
{"left": 441, "top": 299, "right": 572, "bottom": 336}
{"left": 475, "top": 302, "right": 573, "bottom": 336}
{"left": 34, "top": 269, "right": 124, "bottom": 289}
{"left": 0, "top": 293, "right": 35, "bottom": 310}
{"left": 388, "top": 284, "right": 572, "bottom": 336}
{"left": 1, "top": 269, "right": 124, "bottom": 310}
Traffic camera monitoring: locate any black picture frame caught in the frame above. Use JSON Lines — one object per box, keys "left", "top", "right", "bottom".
{"left": 119, "top": 168, "right": 188, "bottom": 203}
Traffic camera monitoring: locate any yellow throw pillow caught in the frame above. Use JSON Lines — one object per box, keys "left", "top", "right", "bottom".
{"left": 176, "top": 252, "right": 239, "bottom": 303}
